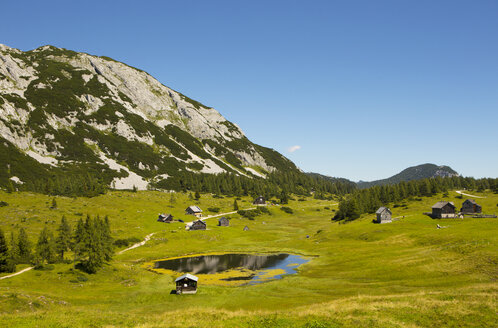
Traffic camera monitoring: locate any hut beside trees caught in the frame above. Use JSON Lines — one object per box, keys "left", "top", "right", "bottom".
{"left": 175, "top": 273, "right": 198, "bottom": 294}
{"left": 460, "top": 199, "right": 482, "bottom": 214}
{"left": 431, "top": 201, "right": 456, "bottom": 218}
{"left": 375, "top": 207, "right": 392, "bottom": 223}
{"left": 253, "top": 196, "right": 266, "bottom": 205}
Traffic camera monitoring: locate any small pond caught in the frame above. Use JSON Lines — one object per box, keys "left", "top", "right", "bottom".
{"left": 153, "top": 253, "right": 310, "bottom": 285}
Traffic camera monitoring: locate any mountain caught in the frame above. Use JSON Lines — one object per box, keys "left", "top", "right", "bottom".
{"left": 357, "top": 163, "right": 459, "bottom": 188}
{"left": 0, "top": 44, "right": 298, "bottom": 192}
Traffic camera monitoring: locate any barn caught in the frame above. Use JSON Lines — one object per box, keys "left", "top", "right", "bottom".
{"left": 460, "top": 199, "right": 482, "bottom": 214}
{"left": 375, "top": 207, "right": 392, "bottom": 223}
{"left": 185, "top": 206, "right": 202, "bottom": 217}
{"left": 253, "top": 196, "right": 266, "bottom": 205}
{"left": 157, "top": 213, "right": 173, "bottom": 223}
{"left": 175, "top": 273, "right": 198, "bottom": 294}
{"left": 432, "top": 201, "right": 456, "bottom": 218}
{"left": 218, "top": 217, "right": 229, "bottom": 226}
{"left": 190, "top": 220, "right": 206, "bottom": 230}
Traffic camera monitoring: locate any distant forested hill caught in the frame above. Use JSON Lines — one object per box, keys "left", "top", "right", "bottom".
{"left": 357, "top": 163, "right": 459, "bottom": 188}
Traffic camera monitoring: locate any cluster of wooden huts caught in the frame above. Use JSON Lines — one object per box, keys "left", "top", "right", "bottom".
{"left": 374, "top": 199, "right": 487, "bottom": 223}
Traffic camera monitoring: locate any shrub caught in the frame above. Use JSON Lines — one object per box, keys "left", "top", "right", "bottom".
{"left": 280, "top": 207, "right": 293, "bottom": 214}
{"left": 207, "top": 207, "right": 220, "bottom": 213}
{"left": 0, "top": 201, "right": 8, "bottom": 207}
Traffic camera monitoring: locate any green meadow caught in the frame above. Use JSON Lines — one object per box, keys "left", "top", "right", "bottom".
{"left": 0, "top": 190, "right": 497, "bottom": 327}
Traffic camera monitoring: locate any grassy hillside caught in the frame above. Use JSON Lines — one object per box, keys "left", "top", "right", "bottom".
{"left": 0, "top": 190, "right": 497, "bottom": 327}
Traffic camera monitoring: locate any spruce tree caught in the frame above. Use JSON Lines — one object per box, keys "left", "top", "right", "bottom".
{"left": 233, "top": 199, "right": 239, "bottom": 211}
{"left": 17, "top": 228, "right": 32, "bottom": 264}
{"left": 51, "top": 197, "right": 57, "bottom": 209}
{"left": 36, "top": 227, "right": 56, "bottom": 264}
{"left": 0, "top": 228, "right": 15, "bottom": 273}
{"left": 9, "top": 231, "right": 18, "bottom": 264}
{"left": 194, "top": 191, "right": 201, "bottom": 200}
{"left": 55, "top": 216, "right": 72, "bottom": 261}
{"left": 73, "top": 218, "right": 87, "bottom": 263}
{"left": 169, "top": 192, "right": 176, "bottom": 204}
{"left": 101, "top": 216, "right": 113, "bottom": 261}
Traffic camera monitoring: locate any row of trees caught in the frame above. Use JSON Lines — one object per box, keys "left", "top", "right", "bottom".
{"left": 153, "top": 171, "right": 357, "bottom": 199}
{"left": 334, "top": 176, "right": 498, "bottom": 221}
{"left": 0, "top": 215, "right": 113, "bottom": 274}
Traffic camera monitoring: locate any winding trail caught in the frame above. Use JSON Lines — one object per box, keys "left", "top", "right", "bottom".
{"left": 118, "top": 233, "right": 156, "bottom": 254}
{"left": 455, "top": 190, "right": 485, "bottom": 199}
{"left": 0, "top": 266, "right": 33, "bottom": 280}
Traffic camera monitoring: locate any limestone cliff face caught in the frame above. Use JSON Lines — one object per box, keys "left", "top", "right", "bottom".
{"left": 0, "top": 44, "right": 297, "bottom": 189}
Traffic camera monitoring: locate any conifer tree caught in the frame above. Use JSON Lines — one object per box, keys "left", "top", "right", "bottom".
{"left": 55, "top": 216, "right": 72, "bottom": 261}
{"left": 194, "top": 191, "right": 201, "bottom": 200}
{"left": 169, "top": 192, "right": 176, "bottom": 204}
{"left": 101, "top": 216, "right": 114, "bottom": 261}
{"left": 17, "top": 228, "right": 32, "bottom": 264}
{"left": 9, "top": 231, "right": 18, "bottom": 264}
{"left": 233, "top": 199, "right": 239, "bottom": 211}
{"left": 0, "top": 228, "right": 15, "bottom": 273}
{"left": 36, "top": 227, "right": 56, "bottom": 264}
{"left": 51, "top": 197, "right": 57, "bottom": 209}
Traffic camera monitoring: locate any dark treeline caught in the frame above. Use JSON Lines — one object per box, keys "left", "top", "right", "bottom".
{"left": 0, "top": 215, "right": 113, "bottom": 274}
{"left": 334, "top": 176, "right": 498, "bottom": 222}
{"left": 153, "top": 171, "right": 357, "bottom": 198}
{"left": 7, "top": 173, "right": 107, "bottom": 197}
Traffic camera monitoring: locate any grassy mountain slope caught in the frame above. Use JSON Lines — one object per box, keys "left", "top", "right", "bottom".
{"left": 358, "top": 163, "right": 459, "bottom": 188}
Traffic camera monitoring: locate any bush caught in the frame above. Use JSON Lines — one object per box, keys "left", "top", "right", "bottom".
{"left": 113, "top": 237, "right": 141, "bottom": 248}
{"left": 280, "top": 207, "right": 293, "bottom": 214}
{"left": 257, "top": 206, "right": 270, "bottom": 215}
{"left": 207, "top": 207, "right": 220, "bottom": 213}
{"left": 0, "top": 201, "right": 8, "bottom": 207}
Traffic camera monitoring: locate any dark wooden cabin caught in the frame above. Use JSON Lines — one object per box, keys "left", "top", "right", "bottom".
{"left": 190, "top": 220, "right": 206, "bottom": 230}
{"left": 431, "top": 201, "right": 456, "bottom": 218}
{"left": 243, "top": 225, "right": 249, "bottom": 231}
{"left": 375, "top": 207, "right": 392, "bottom": 223}
{"left": 175, "top": 273, "right": 198, "bottom": 294}
{"left": 218, "top": 217, "right": 229, "bottom": 227}
{"left": 253, "top": 196, "right": 266, "bottom": 205}
{"left": 157, "top": 213, "right": 173, "bottom": 223}
{"left": 185, "top": 206, "right": 202, "bottom": 217}
{"left": 460, "top": 199, "right": 482, "bottom": 214}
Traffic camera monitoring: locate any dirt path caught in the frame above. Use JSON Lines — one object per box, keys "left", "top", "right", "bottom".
{"left": 455, "top": 190, "right": 485, "bottom": 199}
{"left": 0, "top": 266, "right": 33, "bottom": 280}
{"left": 118, "top": 232, "right": 156, "bottom": 254}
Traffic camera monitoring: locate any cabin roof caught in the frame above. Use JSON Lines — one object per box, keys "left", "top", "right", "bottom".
{"left": 464, "top": 199, "right": 477, "bottom": 204}
{"left": 193, "top": 220, "right": 206, "bottom": 226}
{"left": 187, "top": 206, "right": 202, "bottom": 213}
{"left": 175, "top": 273, "right": 198, "bottom": 282}
{"left": 376, "top": 207, "right": 390, "bottom": 214}
{"left": 432, "top": 201, "right": 455, "bottom": 209}
{"left": 218, "top": 216, "right": 228, "bottom": 221}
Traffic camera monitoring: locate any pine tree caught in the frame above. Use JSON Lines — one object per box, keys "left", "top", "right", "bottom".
{"left": 73, "top": 218, "right": 87, "bottom": 262}
{"left": 9, "top": 231, "right": 18, "bottom": 264}
{"left": 17, "top": 228, "right": 32, "bottom": 264}
{"left": 169, "top": 192, "right": 176, "bottom": 204}
{"left": 101, "top": 216, "right": 114, "bottom": 262}
{"left": 55, "top": 216, "right": 72, "bottom": 261}
{"left": 233, "top": 199, "right": 239, "bottom": 211}
{"left": 51, "top": 197, "right": 57, "bottom": 209}
{"left": 194, "top": 191, "right": 201, "bottom": 200}
{"left": 188, "top": 192, "right": 194, "bottom": 200}
{"left": 36, "top": 227, "right": 56, "bottom": 264}
{"left": 0, "top": 228, "right": 15, "bottom": 273}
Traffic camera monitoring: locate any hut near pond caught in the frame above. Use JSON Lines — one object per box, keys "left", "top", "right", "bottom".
{"left": 175, "top": 273, "right": 198, "bottom": 294}
{"left": 432, "top": 201, "right": 456, "bottom": 218}
{"left": 218, "top": 217, "right": 229, "bottom": 226}
{"left": 243, "top": 225, "right": 250, "bottom": 231}
{"left": 253, "top": 196, "right": 266, "bottom": 205}
{"left": 186, "top": 206, "right": 202, "bottom": 217}
{"left": 375, "top": 207, "right": 392, "bottom": 223}
{"left": 460, "top": 199, "right": 482, "bottom": 214}
{"left": 157, "top": 213, "right": 173, "bottom": 223}
{"left": 190, "top": 220, "right": 206, "bottom": 230}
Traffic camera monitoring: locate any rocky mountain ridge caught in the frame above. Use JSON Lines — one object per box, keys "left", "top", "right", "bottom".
{"left": 0, "top": 44, "right": 297, "bottom": 191}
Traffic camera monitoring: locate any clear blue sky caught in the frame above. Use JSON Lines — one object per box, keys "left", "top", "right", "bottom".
{"left": 2, "top": 0, "right": 497, "bottom": 181}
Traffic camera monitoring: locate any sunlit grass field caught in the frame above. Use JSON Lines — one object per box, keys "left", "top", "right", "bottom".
{"left": 0, "top": 190, "right": 497, "bottom": 327}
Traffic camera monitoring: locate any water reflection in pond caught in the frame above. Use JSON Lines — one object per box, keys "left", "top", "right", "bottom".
{"left": 154, "top": 253, "right": 309, "bottom": 285}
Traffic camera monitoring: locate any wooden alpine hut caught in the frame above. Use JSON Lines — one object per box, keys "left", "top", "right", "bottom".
{"left": 190, "top": 220, "right": 206, "bottom": 230}
{"left": 157, "top": 213, "right": 173, "bottom": 223}
{"left": 460, "top": 199, "right": 482, "bottom": 214}
{"left": 175, "top": 273, "right": 198, "bottom": 294}
{"left": 185, "top": 206, "right": 202, "bottom": 217}
{"left": 218, "top": 216, "right": 229, "bottom": 227}
{"left": 253, "top": 196, "right": 266, "bottom": 205}
{"left": 431, "top": 201, "right": 456, "bottom": 218}
{"left": 375, "top": 207, "right": 392, "bottom": 223}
